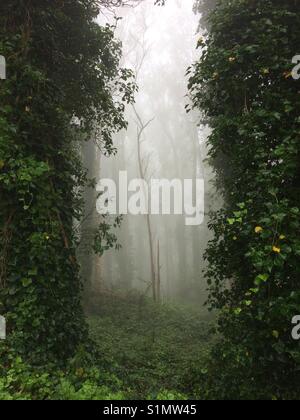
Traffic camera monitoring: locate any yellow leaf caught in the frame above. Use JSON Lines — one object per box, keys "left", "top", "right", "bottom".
{"left": 283, "top": 71, "right": 292, "bottom": 79}
{"left": 272, "top": 246, "right": 281, "bottom": 254}
{"left": 255, "top": 226, "right": 263, "bottom": 234}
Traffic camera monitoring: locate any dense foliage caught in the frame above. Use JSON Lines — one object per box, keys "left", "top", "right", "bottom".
{"left": 189, "top": 0, "right": 300, "bottom": 399}
{"left": 0, "top": 0, "right": 135, "bottom": 363}
{"left": 0, "top": 295, "right": 213, "bottom": 400}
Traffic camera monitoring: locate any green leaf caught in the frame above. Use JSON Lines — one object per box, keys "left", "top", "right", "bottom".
{"left": 255, "top": 274, "right": 269, "bottom": 286}
{"left": 21, "top": 278, "right": 32, "bottom": 287}
{"left": 234, "top": 308, "right": 242, "bottom": 316}
{"left": 28, "top": 268, "right": 38, "bottom": 276}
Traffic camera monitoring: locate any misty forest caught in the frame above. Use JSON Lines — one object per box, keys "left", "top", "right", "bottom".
{"left": 0, "top": 0, "right": 300, "bottom": 401}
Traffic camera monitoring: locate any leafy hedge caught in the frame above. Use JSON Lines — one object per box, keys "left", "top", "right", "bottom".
{"left": 189, "top": 0, "right": 300, "bottom": 399}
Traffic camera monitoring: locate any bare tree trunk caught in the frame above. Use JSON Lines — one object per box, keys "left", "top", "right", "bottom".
{"left": 147, "top": 215, "right": 156, "bottom": 302}
{"left": 157, "top": 240, "right": 161, "bottom": 303}
{"left": 78, "top": 138, "right": 102, "bottom": 305}
{"left": 136, "top": 123, "right": 157, "bottom": 302}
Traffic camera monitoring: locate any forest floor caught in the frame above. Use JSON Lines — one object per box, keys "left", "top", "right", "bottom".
{"left": 88, "top": 293, "right": 216, "bottom": 399}
{"left": 0, "top": 294, "right": 216, "bottom": 400}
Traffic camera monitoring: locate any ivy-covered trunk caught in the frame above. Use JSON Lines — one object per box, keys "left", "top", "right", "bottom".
{"left": 0, "top": 1, "right": 134, "bottom": 363}
{"left": 189, "top": 0, "right": 300, "bottom": 399}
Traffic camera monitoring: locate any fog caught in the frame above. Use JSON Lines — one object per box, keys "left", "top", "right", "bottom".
{"left": 81, "top": 0, "right": 219, "bottom": 305}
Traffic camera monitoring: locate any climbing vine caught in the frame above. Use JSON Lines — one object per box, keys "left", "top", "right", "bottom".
{"left": 189, "top": 0, "right": 300, "bottom": 399}
{"left": 0, "top": 0, "right": 135, "bottom": 363}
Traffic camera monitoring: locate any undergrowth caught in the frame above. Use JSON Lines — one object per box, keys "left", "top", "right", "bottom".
{"left": 0, "top": 294, "right": 215, "bottom": 400}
